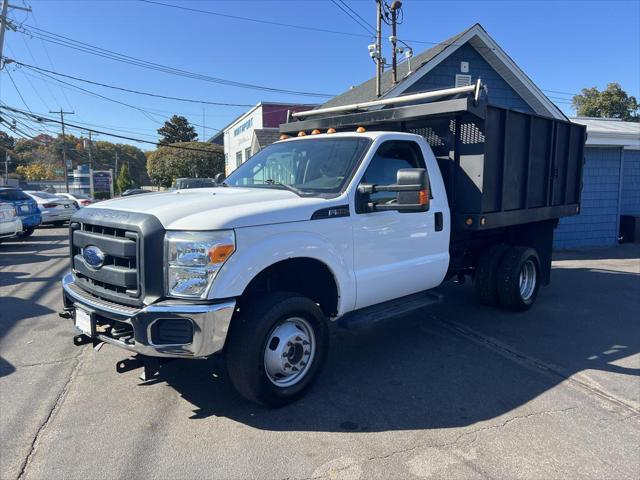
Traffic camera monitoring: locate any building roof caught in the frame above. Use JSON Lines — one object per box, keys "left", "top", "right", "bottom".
{"left": 207, "top": 102, "right": 317, "bottom": 143}
{"left": 253, "top": 128, "right": 281, "bottom": 148}
{"left": 571, "top": 117, "right": 640, "bottom": 148}
{"left": 321, "top": 23, "right": 566, "bottom": 120}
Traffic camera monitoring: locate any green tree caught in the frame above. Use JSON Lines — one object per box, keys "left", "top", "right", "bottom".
{"left": 116, "top": 163, "right": 136, "bottom": 193}
{"left": 146, "top": 142, "right": 224, "bottom": 187}
{"left": 157, "top": 115, "right": 198, "bottom": 144}
{"left": 572, "top": 83, "right": 639, "bottom": 121}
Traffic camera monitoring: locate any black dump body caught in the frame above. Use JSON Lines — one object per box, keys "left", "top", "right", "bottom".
{"left": 280, "top": 92, "right": 586, "bottom": 233}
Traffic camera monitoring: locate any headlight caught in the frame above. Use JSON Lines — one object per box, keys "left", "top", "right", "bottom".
{"left": 165, "top": 230, "right": 235, "bottom": 298}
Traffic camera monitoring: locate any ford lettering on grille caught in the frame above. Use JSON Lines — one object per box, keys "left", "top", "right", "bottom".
{"left": 83, "top": 245, "right": 105, "bottom": 269}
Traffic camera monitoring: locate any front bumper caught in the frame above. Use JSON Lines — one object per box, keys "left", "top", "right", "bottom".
{"left": 62, "top": 273, "right": 236, "bottom": 358}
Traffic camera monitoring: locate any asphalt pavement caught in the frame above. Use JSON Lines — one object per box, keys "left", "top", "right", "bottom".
{"left": 1, "top": 227, "right": 639, "bottom": 480}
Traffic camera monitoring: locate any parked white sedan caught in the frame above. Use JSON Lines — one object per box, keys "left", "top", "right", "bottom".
{"left": 56, "top": 192, "right": 94, "bottom": 208}
{"left": 24, "top": 191, "right": 78, "bottom": 226}
{"left": 0, "top": 202, "right": 22, "bottom": 241}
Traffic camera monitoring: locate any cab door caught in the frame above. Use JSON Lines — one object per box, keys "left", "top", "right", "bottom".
{"left": 351, "top": 139, "right": 449, "bottom": 310}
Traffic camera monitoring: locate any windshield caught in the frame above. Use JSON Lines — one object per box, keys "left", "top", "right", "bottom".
{"left": 224, "top": 137, "right": 371, "bottom": 197}
{"left": 0, "top": 189, "right": 30, "bottom": 201}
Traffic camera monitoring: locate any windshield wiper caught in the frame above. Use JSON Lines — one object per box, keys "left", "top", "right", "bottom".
{"left": 264, "top": 179, "right": 304, "bottom": 196}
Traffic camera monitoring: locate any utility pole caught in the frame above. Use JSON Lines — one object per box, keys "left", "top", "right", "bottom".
{"left": 202, "top": 108, "right": 205, "bottom": 140}
{"left": 50, "top": 108, "right": 74, "bottom": 192}
{"left": 375, "top": 0, "right": 383, "bottom": 97}
{"left": 4, "top": 151, "right": 9, "bottom": 183}
{"left": 114, "top": 150, "right": 118, "bottom": 184}
{"left": 0, "top": 0, "right": 31, "bottom": 69}
{"left": 390, "top": 1, "right": 402, "bottom": 86}
{"left": 82, "top": 130, "right": 96, "bottom": 171}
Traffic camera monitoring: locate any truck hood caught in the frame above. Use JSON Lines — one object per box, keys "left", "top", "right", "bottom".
{"left": 86, "top": 187, "right": 335, "bottom": 230}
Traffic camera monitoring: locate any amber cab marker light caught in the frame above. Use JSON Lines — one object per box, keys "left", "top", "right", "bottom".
{"left": 356, "top": 126, "right": 366, "bottom": 133}
{"left": 279, "top": 134, "right": 290, "bottom": 140}
{"left": 311, "top": 129, "right": 321, "bottom": 135}
{"left": 419, "top": 189, "right": 428, "bottom": 205}
{"left": 465, "top": 217, "right": 473, "bottom": 226}
{"left": 297, "top": 131, "right": 306, "bottom": 137}
{"left": 327, "top": 128, "right": 336, "bottom": 134}
{"left": 208, "top": 244, "right": 235, "bottom": 264}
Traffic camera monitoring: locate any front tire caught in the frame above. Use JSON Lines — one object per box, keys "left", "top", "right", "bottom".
{"left": 496, "top": 246, "right": 541, "bottom": 311}
{"left": 226, "top": 292, "right": 329, "bottom": 407}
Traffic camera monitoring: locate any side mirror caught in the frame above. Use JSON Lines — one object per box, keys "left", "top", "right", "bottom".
{"left": 358, "top": 168, "right": 430, "bottom": 213}
{"left": 214, "top": 172, "right": 226, "bottom": 185}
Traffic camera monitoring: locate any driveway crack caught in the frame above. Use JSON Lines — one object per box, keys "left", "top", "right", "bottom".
{"left": 16, "top": 346, "right": 87, "bottom": 480}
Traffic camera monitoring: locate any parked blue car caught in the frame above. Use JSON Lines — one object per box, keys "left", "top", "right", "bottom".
{"left": 0, "top": 187, "right": 42, "bottom": 236}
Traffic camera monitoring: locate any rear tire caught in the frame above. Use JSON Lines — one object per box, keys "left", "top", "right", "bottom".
{"left": 21, "top": 228, "right": 35, "bottom": 237}
{"left": 226, "top": 292, "right": 329, "bottom": 407}
{"left": 496, "top": 246, "right": 540, "bottom": 311}
{"left": 475, "top": 244, "right": 508, "bottom": 306}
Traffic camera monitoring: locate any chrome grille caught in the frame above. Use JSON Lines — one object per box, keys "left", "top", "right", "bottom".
{"left": 70, "top": 222, "right": 140, "bottom": 303}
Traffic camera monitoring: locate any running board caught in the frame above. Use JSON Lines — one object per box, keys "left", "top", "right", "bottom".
{"left": 338, "top": 291, "right": 443, "bottom": 330}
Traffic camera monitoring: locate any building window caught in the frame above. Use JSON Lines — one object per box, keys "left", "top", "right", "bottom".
{"left": 455, "top": 74, "right": 472, "bottom": 87}
{"left": 244, "top": 147, "right": 251, "bottom": 162}
{"left": 235, "top": 151, "right": 242, "bottom": 167}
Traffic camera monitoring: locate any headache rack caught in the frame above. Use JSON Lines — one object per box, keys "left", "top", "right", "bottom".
{"left": 280, "top": 82, "right": 587, "bottom": 232}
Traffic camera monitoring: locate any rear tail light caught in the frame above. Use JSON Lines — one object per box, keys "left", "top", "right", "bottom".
{"left": 80, "top": 200, "right": 91, "bottom": 206}
{"left": 43, "top": 203, "right": 57, "bottom": 208}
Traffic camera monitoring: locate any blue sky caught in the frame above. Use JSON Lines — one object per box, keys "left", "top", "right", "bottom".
{"left": 1, "top": 0, "right": 638, "bottom": 150}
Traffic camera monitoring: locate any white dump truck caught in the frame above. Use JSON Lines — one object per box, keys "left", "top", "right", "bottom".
{"left": 61, "top": 83, "right": 586, "bottom": 406}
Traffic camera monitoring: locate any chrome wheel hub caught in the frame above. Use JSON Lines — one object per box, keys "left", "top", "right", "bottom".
{"left": 519, "top": 259, "right": 537, "bottom": 301}
{"left": 264, "top": 317, "right": 315, "bottom": 387}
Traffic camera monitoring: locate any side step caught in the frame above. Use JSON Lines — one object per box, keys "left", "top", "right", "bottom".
{"left": 338, "top": 291, "right": 443, "bottom": 330}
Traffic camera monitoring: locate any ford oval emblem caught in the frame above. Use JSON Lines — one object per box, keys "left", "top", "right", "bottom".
{"left": 83, "top": 245, "right": 105, "bottom": 269}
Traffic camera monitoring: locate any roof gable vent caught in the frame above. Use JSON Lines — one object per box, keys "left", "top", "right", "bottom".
{"left": 455, "top": 74, "right": 472, "bottom": 88}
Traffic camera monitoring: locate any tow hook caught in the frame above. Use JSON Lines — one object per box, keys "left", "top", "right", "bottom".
{"left": 58, "top": 310, "right": 73, "bottom": 319}
{"left": 116, "top": 355, "right": 172, "bottom": 382}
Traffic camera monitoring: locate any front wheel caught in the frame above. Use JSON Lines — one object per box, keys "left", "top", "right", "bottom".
{"left": 226, "top": 292, "right": 329, "bottom": 407}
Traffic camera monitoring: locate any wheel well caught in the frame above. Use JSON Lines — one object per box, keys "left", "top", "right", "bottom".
{"left": 240, "top": 258, "right": 339, "bottom": 317}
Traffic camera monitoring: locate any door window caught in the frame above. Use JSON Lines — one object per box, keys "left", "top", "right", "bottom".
{"left": 360, "top": 141, "right": 427, "bottom": 206}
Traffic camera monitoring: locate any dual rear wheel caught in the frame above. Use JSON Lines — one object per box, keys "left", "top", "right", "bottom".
{"left": 475, "top": 245, "right": 541, "bottom": 311}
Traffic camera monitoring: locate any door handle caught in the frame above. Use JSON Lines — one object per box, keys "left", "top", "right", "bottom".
{"left": 435, "top": 212, "right": 443, "bottom": 232}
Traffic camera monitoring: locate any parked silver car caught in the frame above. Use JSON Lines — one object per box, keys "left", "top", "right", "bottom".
{"left": 24, "top": 191, "right": 78, "bottom": 226}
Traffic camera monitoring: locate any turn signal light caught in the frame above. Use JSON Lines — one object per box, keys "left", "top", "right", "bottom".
{"left": 279, "top": 134, "right": 290, "bottom": 140}
{"left": 297, "top": 131, "right": 306, "bottom": 137}
{"left": 311, "top": 129, "right": 321, "bottom": 135}
{"left": 327, "top": 128, "right": 336, "bottom": 134}
{"left": 356, "top": 126, "right": 366, "bottom": 133}
{"left": 419, "top": 189, "right": 428, "bottom": 205}
{"left": 208, "top": 244, "right": 235, "bottom": 264}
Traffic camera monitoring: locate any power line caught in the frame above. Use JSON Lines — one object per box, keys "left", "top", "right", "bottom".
{"left": 5, "top": 68, "right": 33, "bottom": 112}
{"left": 30, "top": 9, "right": 75, "bottom": 111}
{"left": 18, "top": 23, "right": 334, "bottom": 98}
{"left": 1, "top": 104, "right": 226, "bottom": 153}
{"left": 331, "top": 0, "right": 375, "bottom": 35}
{"left": 10, "top": 59, "right": 254, "bottom": 107}
{"left": 336, "top": 0, "right": 376, "bottom": 33}
{"left": 138, "top": 0, "right": 369, "bottom": 39}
